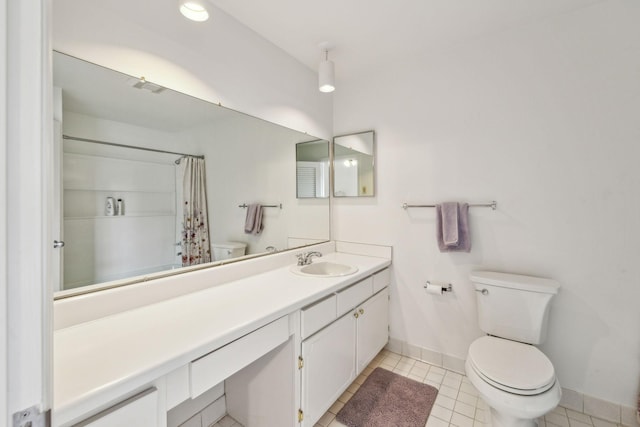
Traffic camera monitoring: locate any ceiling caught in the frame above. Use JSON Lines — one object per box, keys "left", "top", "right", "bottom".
{"left": 54, "top": 0, "right": 606, "bottom": 126}
{"left": 209, "top": 0, "right": 604, "bottom": 81}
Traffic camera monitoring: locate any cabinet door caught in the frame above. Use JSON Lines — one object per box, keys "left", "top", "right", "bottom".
{"left": 356, "top": 288, "right": 389, "bottom": 373}
{"left": 301, "top": 312, "right": 356, "bottom": 426}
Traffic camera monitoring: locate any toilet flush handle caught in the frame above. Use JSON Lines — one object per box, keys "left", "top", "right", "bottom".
{"left": 476, "top": 288, "right": 489, "bottom": 296}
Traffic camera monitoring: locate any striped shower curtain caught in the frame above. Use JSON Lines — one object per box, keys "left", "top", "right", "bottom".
{"left": 181, "top": 157, "right": 211, "bottom": 266}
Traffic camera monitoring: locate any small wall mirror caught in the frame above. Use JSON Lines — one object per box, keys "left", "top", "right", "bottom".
{"left": 333, "top": 130, "right": 375, "bottom": 197}
{"left": 296, "top": 140, "right": 329, "bottom": 198}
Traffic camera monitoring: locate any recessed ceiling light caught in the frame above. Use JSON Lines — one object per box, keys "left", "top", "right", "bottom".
{"left": 179, "top": 0, "right": 209, "bottom": 22}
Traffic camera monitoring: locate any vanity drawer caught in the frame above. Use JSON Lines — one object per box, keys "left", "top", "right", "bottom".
{"left": 189, "top": 316, "right": 289, "bottom": 399}
{"left": 337, "top": 277, "right": 373, "bottom": 316}
{"left": 74, "top": 388, "right": 158, "bottom": 426}
{"left": 373, "top": 268, "right": 390, "bottom": 294}
{"left": 301, "top": 294, "right": 337, "bottom": 338}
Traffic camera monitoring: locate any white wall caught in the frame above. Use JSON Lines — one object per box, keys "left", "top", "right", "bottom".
{"left": 333, "top": 0, "right": 640, "bottom": 408}
{"left": 52, "top": 0, "right": 332, "bottom": 140}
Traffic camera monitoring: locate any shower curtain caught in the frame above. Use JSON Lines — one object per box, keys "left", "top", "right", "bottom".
{"left": 181, "top": 157, "right": 211, "bottom": 266}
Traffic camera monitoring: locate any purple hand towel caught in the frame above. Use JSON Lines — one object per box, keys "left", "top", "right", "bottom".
{"left": 441, "top": 202, "right": 459, "bottom": 246}
{"left": 253, "top": 205, "right": 263, "bottom": 235}
{"left": 436, "top": 202, "right": 471, "bottom": 252}
{"left": 244, "top": 203, "right": 264, "bottom": 235}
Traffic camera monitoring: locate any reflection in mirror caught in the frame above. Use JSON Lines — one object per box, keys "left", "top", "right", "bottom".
{"left": 296, "top": 140, "right": 329, "bottom": 198}
{"left": 333, "top": 131, "right": 375, "bottom": 197}
{"left": 53, "top": 51, "right": 330, "bottom": 296}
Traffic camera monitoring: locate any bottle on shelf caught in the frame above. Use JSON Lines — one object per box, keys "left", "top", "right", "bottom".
{"left": 105, "top": 197, "right": 115, "bottom": 216}
{"left": 117, "top": 198, "right": 124, "bottom": 215}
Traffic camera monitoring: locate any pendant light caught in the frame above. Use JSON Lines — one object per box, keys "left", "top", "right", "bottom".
{"left": 179, "top": 0, "right": 209, "bottom": 22}
{"left": 318, "top": 49, "right": 335, "bottom": 93}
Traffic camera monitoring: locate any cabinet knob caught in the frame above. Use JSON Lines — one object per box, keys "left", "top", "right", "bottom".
{"left": 359, "top": 308, "right": 364, "bottom": 315}
{"left": 353, "top": 312, "right": 359, "bottom": 319}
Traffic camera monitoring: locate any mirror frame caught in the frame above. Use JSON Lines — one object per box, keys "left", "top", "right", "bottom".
{"left": 55, "top": 241, "right": 328, "bottom": 299}
{"left": 332, "top": 130, "right": 376, "bottom": 198}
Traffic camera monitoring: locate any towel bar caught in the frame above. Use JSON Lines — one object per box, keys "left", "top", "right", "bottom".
{"left": 238, "top": 203, "right": 283, "bottom": 209}
{"left": 402, "top": 201, "right": 497, "bottom": 210}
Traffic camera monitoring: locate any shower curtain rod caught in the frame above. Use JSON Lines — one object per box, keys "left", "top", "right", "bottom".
{"left": 62, "top": 135, "right": 205, "bottom": 160}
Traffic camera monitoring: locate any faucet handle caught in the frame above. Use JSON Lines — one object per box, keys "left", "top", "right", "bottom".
{"left": 296, "top": 253, "right": 306, "bottom": 266}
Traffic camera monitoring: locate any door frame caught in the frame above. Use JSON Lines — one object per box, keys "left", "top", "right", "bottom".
{"left": 2, "top": 0, "right": 52, "bottom": 424}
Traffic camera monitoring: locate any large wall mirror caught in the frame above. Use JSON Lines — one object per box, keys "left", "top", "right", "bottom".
{"left": 333, "top": 130, "right": 375, "bottom": 197}
{"left": 53, "top": 51, "right": 330, "bottom": 298}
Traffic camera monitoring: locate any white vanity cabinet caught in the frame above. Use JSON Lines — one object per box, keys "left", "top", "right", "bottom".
{"left": 54, "top": 249, "right": 392, "bottom": 427}
{"left": 298, "top": 269, "right": 390, "bottom": 426}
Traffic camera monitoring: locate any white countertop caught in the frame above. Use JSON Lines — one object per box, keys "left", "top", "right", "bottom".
{"left": 53, "top": 251, "right": 391, "bottom": 425}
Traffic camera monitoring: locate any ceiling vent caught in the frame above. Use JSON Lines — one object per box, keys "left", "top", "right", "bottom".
{"left": 127, "top": 77, "right": 165, "bottom": 94}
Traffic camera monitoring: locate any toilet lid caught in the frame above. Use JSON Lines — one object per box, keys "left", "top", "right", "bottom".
{"left": 468, "top": 336, "right": 555, "bottom": 395}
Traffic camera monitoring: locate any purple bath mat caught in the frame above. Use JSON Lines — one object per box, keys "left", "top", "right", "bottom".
{"left": 336, "top": 367, "right": 439, "bottom": 427}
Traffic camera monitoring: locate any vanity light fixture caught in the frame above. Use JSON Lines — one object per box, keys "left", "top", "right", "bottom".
{"left": 179, "top": 0, "right": 209, "bottom": 22}
{"left": 318, "top": 48, "right": 335, "bottom": 93}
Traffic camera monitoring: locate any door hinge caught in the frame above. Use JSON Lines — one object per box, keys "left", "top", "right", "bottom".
{"left": 298, "top": 355, "right": 304, "bottom": 369}
{"left": 298, "top": 408, "right": 304, "bottom": 422}
{"left": 13, "top": 406, "right": 50, "bottom": 427}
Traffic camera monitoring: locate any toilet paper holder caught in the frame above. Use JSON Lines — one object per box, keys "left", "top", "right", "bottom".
{"left": 424, "top": 281, "right": 453, "bottom": 294}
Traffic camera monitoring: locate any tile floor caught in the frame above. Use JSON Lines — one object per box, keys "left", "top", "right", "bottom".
{"left": 211, "top": 349, "right": 626, "bottom": 427}
{"left": 211, "top": 415, "right": 243, "bottom": 427}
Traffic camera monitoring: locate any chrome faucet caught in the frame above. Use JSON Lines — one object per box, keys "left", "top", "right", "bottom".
{"left": 296, "top": 251, "right": 323, "bottom": 266}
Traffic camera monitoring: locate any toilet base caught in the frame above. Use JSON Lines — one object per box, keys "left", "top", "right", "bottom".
{"left": 489, "top": 407, "right": 539, "bottom": 427}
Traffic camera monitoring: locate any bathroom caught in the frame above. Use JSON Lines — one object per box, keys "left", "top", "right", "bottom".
{"left": 2, "top": 1, "right": 639, "bottom": 427}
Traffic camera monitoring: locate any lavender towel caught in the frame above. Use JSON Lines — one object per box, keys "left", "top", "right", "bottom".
{"left": 244, "top": 203, "right": 264, "bottom": 235}
{"left": 436, "top": 202, "right": 471, "bottom": 252}
{"left": 441, "top": 202, "right": 459, "bottom": 246}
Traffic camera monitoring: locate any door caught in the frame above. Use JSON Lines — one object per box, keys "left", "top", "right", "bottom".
{"left": 356, "top": 288, "right": 389, "bottom": 373}
{"left": 2, "top": 0, "right": 52, "bottom": 425}
{"left": 300, "top": 312, "right": 356, "bottom": 426}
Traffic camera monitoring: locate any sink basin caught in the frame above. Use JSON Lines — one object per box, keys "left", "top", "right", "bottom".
{"left": 291, "top": 261, "right": 358, "bottom": 278}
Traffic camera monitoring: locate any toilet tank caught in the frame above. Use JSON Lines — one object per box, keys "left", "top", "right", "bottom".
{"left": 471, "top": 271, "right": 560, "bottom": 345}
{"left": 212, "top": 242, "right": 247, "bottom": 261}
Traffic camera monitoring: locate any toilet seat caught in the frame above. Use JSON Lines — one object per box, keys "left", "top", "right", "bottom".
{"left": 468, "top": 336, "right": 556, "bottom": 396}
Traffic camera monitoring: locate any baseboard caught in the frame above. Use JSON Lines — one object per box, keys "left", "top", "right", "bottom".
{"left": 386, "top": 339, "right": 638, "bottom": 427}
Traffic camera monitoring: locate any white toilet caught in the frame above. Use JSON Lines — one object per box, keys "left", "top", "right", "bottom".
{"left": 212, "top": 242, "right": 247, "bottom": 261}
{"left": 465, "top": 271, "right": 562, "bottom": 427}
